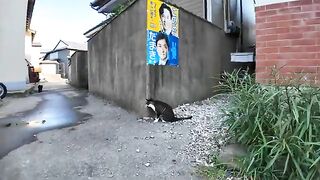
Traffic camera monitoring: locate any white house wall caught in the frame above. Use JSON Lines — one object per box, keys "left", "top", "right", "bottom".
{"left": 0, "top": 0, "right": 28, "bottom": 91}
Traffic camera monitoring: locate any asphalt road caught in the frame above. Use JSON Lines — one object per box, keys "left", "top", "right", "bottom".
{"left": 0, "top": 82, "right": 202, "bottom": 180}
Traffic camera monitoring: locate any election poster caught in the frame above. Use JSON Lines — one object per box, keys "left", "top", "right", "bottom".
{"left": 146, "top": 0, "right": 179, "bottom": 66}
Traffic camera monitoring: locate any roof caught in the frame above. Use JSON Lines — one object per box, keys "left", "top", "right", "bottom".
{"left": 43, "top": 40, "right": 87, "bottom": 60}
{"left": 84, "top": 18, "right": 112, "bottom": 38}
{"left": 26, "top": 0, "right": 36, "bottom": 30}
{"left": 91, "top": 0, "right": 129, "bottom": 13}
{"left": 52, "top": 40, "right": 87, "bottom": 51}
{"left": 86, "top": 0, "right": 137, "bottom": 40}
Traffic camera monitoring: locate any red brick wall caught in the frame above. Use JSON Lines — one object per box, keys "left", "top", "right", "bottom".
{"left": 255, "top": 0, "right": 320, "bottom": 84}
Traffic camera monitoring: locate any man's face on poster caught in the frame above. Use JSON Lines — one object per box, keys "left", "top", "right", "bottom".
{"left": 160, "top": 8, "right": 172, "bottom": 35}
{"left": 156, "top": 38, "right": 168, "bottom": 61}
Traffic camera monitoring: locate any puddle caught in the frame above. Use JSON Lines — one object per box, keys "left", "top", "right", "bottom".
{"left": 0, "top": 93, "right": 91, "bottom": 159}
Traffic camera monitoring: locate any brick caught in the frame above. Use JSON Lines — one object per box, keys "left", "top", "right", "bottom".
{"left": 266, "top": 53, "right": 281, "bottom": 60}
{"left": 267, "top": 14, "right": 291, "bottom": 22}
{"left": 317, "top": 39, "right": 320, "bottom": 45}
{"left": 256, "top": 42, "right": 267, "bottom": 48}
{"left": 278, "top": 7, "right": 301, "bottom": 14}
{"left": 301, "top": 4, "right": 320, "bottom": 12}
{"left": 256, "top": 10, "right": 278, "bottom": 17}
{"left": 267, "top": 40, "right": 290, "bottom": 47}
{"left": 257, "top": 47, "right": 279, "bottom": 54}
{"left": 303, "top": 31, "right": 320, "bottom": 38}
{"left": 290, "top": 26, "right": 316, "bottom": 33}
{"left": 291, "top": 12, "right": 315, "bottom": 19}
{"left": 280, "top": 66, "right": 317, "bottom": 73}
{"left": 291, "top": 39, "right": 316, "bottom": 45}
{"left": 256, "top": 60, "right": 288, "bottom": 67}
{"left": 288, "top": 59, "right": 320, "bottom": 66}
{"left": 255, "top": 66, "right": 267, "bottom": 73}
{"left": 279, "top": 19, "right": 303, "bottom": 27}
{"left": 256, "top": 17, "right": 267, "bottom": 23}
{"left": 257, "top": 27, "right": 289, "bottom": 35}
{"left": 280, "top": 46, "right": 320, "bottom": 52}
{"left": 289, "top": 0, "right": 313, "bottom": 6}
{"left": 256, "top": 54, "right": 266, "bottom": 60}
{"left": 278, "top": 33, "right": 303, "bottom": 40}
{"left": 316, "top": 12, "right": 320, "bottom": 17}
{"left": 256, "top": 34, "right": 278, "bottom": 41}
{"left": 279, "top": 46, "right": 305, "bottom": 52}
{"left": 314, "top": 0, "right": 320, "bottom": 3}
{"left": 266, "top": 2, "right": 288, "bottom": 10}
{"left": 308, "top": 46, "right": 320, "bottom": 52}
{"left": 305, "top": 18, "right": 320, "bottom": 25}
{"left": 255, "top": 6, "right": 266, "bottom": 12}
{"left": 256, "top": 72, "right": 272, "bottom": 79}
{"left": 256, "top": 22, "right": 277, "bottom": 29}
{"left": 279, "top": 52, "right": 317, "bottom": 59}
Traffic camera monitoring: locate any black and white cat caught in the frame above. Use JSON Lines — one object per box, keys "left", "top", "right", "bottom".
{"left": 146, "top": 98, "right": 192, "bottom": 122}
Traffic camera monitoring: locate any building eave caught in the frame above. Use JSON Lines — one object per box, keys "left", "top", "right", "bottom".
{"left": 26, "top": 0, "right": 36, "bottom": 30}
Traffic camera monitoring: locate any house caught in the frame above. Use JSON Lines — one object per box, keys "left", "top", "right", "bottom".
{"left": 84, "top": 0, "right": 257, "bottom": 116}
{"left": 25, "top": 29, "right": 42, "bottom": 69}
{"left": 254, "top": 0, "right": 320, "bottom": 84}
{"left": 43, "top": 40, "right": 87, "bottom": 79}
{"left": 0, "top": 0, "right": 37, "bottom": 91}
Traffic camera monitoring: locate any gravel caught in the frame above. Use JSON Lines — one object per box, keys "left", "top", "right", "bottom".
{"left": 170, "top": 94, "right": 231, "bottom": 167}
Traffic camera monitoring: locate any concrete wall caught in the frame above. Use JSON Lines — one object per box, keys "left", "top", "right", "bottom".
{"left": 69, "top": 51, "right": 88, "bottom": 89}
{"left": 88, "top": 0, "right": 238, "bottom": 116}
{"left": 88, "top": 0, "right": 147, "bottom": 115}
{"left": 0, "top": 0, "right": 28, "bottom": 91}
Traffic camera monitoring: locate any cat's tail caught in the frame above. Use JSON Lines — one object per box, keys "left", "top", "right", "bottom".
{"left": 173, "top": 116, "right": 192, "bottom": 121}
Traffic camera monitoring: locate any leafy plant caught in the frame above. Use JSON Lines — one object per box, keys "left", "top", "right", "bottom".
{"left": 218, "top": 69, "right": 320, "bottom": 180}
{"left": 111, "top": 0, "right": 136, "bottom": 16}
{"left": 197, "top": 155, "right": 228, "bottom": 180}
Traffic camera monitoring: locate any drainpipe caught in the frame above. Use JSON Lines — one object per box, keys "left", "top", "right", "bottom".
{"left": 204, "top": 0, "right": 207, "bottom": 20}
{"left": 223, "top": 0, "right": 231, "bottom": 33}
{"left": 240, "top": 0, "right": 243, "bottom": 51}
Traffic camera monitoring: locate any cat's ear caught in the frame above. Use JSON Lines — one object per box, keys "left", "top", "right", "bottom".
{"left": 146, "top": 98, "right": 153, "bottom": 101}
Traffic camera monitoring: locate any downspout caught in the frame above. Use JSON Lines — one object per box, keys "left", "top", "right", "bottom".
{"left": 240, "top": 0, "right": 243, "bottom": 51}
{"left": 223, "top": 0, "right": 231, "bottom": 33}
{"left": 204, "top": 0, "right": 207, "bottom": 20}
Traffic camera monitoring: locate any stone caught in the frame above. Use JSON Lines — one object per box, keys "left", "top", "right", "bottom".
{"left": 144, "top": 163, "right": 150, "bottom": 167}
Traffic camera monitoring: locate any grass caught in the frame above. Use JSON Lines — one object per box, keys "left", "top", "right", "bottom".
{"left": 214, "top": 69, "right": 320, "bottom": 180}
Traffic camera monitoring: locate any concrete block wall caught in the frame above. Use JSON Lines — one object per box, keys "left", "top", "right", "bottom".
{"left": 88, "top": 0, "right": 239, "bottom": 116}
{"left": 255, "top": 0, "right": 320, "bottom": 84}
{"left": 69, "top": 51, "right": 88, "bottom": 89}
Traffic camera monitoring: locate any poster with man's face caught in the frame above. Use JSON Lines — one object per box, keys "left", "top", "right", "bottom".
{"left": 146, "top": 0, "right": 179, "bottom": 66}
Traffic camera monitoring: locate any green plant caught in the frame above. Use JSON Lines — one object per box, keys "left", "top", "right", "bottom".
{"left": 111, "top": 0, "right": 136, "bottom": 16}
{"left": 218, "top": 69, "right": 320, "bottom": 180}
{"left": 197, "top": 155, "right": 228, "bottom": 180}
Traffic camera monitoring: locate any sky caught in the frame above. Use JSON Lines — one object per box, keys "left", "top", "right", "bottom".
{"left": 31, "top": 0, "right": 106, "bottom": 50}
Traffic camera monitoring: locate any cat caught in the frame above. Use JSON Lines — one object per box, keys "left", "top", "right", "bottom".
{"left": 146, "top": 98, "right": 192, "bottom": 122}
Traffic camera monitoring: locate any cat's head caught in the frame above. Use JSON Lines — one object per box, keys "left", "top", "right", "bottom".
{"left": 146, "top": 98, "right": 154, "bottom": 106}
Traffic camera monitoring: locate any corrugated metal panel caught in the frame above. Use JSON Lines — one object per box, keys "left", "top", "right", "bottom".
{"left": 171, "top": 0, "right": 204, "bottom": 18}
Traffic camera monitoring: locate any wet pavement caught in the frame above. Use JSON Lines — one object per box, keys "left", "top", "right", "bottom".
{"left": 0, "top": 90, "right": 91, "bottom": 158}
